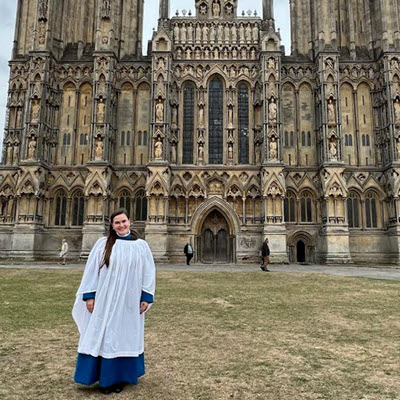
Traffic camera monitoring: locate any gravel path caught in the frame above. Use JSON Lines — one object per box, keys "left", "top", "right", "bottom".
{"left": 0, "top": 261, "right": 399, "bottom": 281}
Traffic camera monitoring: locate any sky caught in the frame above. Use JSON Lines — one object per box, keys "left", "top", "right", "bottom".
{"left": 0, "top": 0, "right": 290, "bottom": 151}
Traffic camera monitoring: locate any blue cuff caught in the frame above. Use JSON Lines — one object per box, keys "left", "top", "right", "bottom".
{"left": 82, "top": 292, "right": 96, "bottom": 301}
{"left": 140, "top": 291, "right": 154, "bottom": 303}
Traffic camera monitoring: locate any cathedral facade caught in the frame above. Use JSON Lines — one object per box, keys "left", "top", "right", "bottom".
{"left": 1, "top": 0, "right": 400, "bottom": 264}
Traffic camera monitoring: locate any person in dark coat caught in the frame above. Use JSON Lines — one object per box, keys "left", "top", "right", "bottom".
{"left": 261, "top": 238, "right": 270, "bottom": 272}
{"left": 184, "top": 241, "right": 194, "bottom": 265}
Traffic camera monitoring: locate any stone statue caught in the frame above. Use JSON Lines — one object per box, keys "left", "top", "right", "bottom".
{"left": 97, "top": 99, "right": 105, "bottom": 123}
{"left": 95, "top": 139, "right": 103, "bottom": 159}
{"left": 245, "top": 24, "right": 252, "bottom": 42}
{"left": 31, "top": 100, "right": 40, "bottom": 123}
{"left": 154, "top": 139, "right": 163, "bottom": 159}
{"left": 196, "top": 24, "right": 202, "bottom": 42}
{"left": 180, "top": 23, "right": 187, "bottom": 42}
{"left": 239, "top": 23, "right": 245, "bottom": 42}
{"left": 224, "top": 24, "right": 230, "bottom": 42}
{"left": 209, "top": 24, "right": 216, "bottom": 42}
{"left": 394, "top": 98, "right": 400, "bottom": 124}
{"left": 198, "top": 142, "right": 204, "bottom": 161}
{"left": 327, "top": 98, "right": 336, "bottom": 124}
{"left": 228, "top": 143, "right": 233, "bottom": 160}
{"left": 171, "top": 142, "right": 177, "bottom": 164}
{"left": 16, "top": 108, "right": 23, "bottom": 127}
{"left": 28, "top": 138, "right": 36, "bottom": 159}
{"left": 217, "top": 24, "right": 224, "bottom": 42}
{"left": 212, "top": 1, "right": 221, "bottom": 17}
{"left": 268, "top": 58, "right": 275, "bottom": 70}
{"left": 202, "top": 24, "right": 209, "bottom": 41}
{"left": 252, "top": 24, "right": 259, "bottom": 42}
{"left": 231, "top": 25, "right": 237, "bottom": 42}
{"left": 269, "top": 137, "right": 277, "bottom": 160}
{"left": 171, "top": 106, "right": 178, "bottom": 126}
{"left": 255, "top": 145, "right": 261, "bottom": 164}
{"left": 187, "top": 23, "right": 193, "bottom": 42}
{"left": 268, "top": 98, "right": 277, "bottom": 123}
{"left": 329, "top": 139, "right": 337, "bottom": 160}
{"left": 156, "top": 100, "right": 164, "bottom": 123}
{"left": 173, "top": 24, "right": 180, "bottom": 42}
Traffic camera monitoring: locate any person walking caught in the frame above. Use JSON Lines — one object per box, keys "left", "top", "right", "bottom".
{"left": 184, "top": 241, "right": 194, "bottom": 265}
{"left": 59, "top": 239, "right": 69, "bottom": 265}
{"left": 72, "top": 209, "right": 156, "bottom": 394}
{"left": 261, "top": 238, "right": 270, "bottom": 272}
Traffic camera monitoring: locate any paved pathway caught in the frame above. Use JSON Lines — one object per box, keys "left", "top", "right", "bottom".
{"left": 0, "top": 261, "right": 400, "bottom": 281}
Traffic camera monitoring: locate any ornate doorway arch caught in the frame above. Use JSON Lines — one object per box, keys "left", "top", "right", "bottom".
{"left": 191, "top": 197, "right": 239, "bottom": 264}
{"left": 200, "top": 210, "right": 232, "bottom": 263}
{"left": 288, "top": 231, "right": 315, "bottom": 264}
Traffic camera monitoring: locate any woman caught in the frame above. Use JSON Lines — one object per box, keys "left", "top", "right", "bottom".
{"left": 72, "top": 209, "right": 156, "bottom": 394}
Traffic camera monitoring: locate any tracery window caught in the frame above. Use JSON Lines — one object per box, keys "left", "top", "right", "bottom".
{"left": 119, "top": 189, "right": 131, "bottom": 219}
{"left": 80, "top": 134, "right": 88, "bottom": 145}
{"left": 238, "top": 83, "right": 249, "bottom": 164}
{"left": 300, "top": 191, "right": 313, "bottom": 222}
{"left": 365, "top": 192, "right": 378, "bottom": 228}
{"left": 72, "top": 190, "right": 85, "bottom": 226}
{"left": 345, "top": 134, "right": 353, "bottom": 146}
{"left": 55, "top": 190, "right": 67, "bottom": 226}
{"left": 183, "top": 83, "right": 195, "bottom": 164}
{"left": 135, "top": 190, "right": 147, "bottom": 221}
{"left": 347, "top": 191, "right": 360, "bottom": 228}
{"left": 284, "top": 191, "right": 296, "bottom": 222}
{"left": 209, "top": 77, "right": 224, "bottom": 164}
{"left": 362, "top": 134, "right": 371, "bottom": 146}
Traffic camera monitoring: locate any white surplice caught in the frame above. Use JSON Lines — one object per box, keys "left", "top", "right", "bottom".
{"left": 72, "top": 238, "right": 156, "bottom": 358}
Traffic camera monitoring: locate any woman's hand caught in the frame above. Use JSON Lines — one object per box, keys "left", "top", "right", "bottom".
{"left": 140, "top": 302, "right": 149, "bottom": 314}
{"left": 86, "top": 299, "right": 95, "bottom": 313}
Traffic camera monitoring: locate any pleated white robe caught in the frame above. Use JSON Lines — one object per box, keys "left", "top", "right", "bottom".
{"left": 72, "top": 238, "right": 156, "bottom": 359}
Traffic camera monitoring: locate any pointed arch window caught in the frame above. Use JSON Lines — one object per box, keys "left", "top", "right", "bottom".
{"left": 209, "top": 77, "right": 224, "bottom": 164}
{"left": 183, "top": 83, "right": 195, "bottom": 164}
{"left": 138, "top": 131, "right": 142, "bottom": 146}
{"left": 135, "top": 189, "right": 147, "bottom": 221}
{"left": 72, "top": 190, "right": 85, "bottom": 226}
{"left": 365, "top": 192, "right": 378, "bottom": 228}
{"left": 347, "top": 191, "right": 360, "bottom": 228}
{"left": 55, "top": 190, "right": 67, "bottom": 226}
{"left": 143, "top": 131, "right": 148, "bottom": 146}
{"left": 284, "top": 191, "right": 296, "bottom": 222}
{"left": 300, "top": 191, "right": 313, "bottom": 222}
{"left": 119, "top": 189, "right": 131, "bottom": 219}
{"left": 238, "top": 83, "right": 249, "bottom": 164}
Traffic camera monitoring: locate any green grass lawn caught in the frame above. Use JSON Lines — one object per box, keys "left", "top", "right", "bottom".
{"left": 0, "top": 268, "right": 399, "bottom": 400}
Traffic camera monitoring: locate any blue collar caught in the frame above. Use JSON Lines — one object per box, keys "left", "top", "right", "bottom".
{"left": 117, "top": 233, "right": 131, "bottom": 240}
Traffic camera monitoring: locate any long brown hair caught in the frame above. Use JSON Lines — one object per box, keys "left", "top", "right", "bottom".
{"left": 101, "top": 208, "right": 138, "bottom": 268}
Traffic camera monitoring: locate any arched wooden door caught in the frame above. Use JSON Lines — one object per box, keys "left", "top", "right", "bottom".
{"left": 200, "top": 210, "right": 232, "bottom": 263}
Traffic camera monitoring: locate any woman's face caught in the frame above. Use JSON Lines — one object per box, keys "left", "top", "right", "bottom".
{"left": 112, "top": 213, "right": 130, "bottom": 236}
